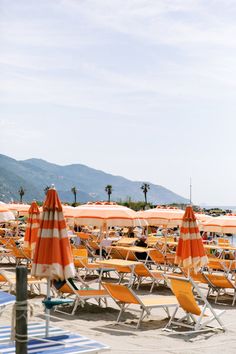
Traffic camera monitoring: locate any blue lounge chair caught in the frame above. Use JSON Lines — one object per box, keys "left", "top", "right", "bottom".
{"left": 0, "top": 291, "right": 15, "bottom": 314}
{"left": 0, "top": 322, "right": 68, "bottom": 342}
{"left": 0, "top": 332, "right": 109, "bottom": 353}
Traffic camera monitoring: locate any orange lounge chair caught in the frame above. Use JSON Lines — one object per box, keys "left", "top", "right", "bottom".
{"left": 0, "top": 270, "right": 46, "bottom": 294}
{"left": 102, "top": 282, "right": 178, "bottom": 329}
{"left": 204, "top": 273, "right": 236, "bottom": 306}
{"left": 133, "top": 263, "right": 164, "bottom": 292}
{"left": 53, "top": 279, "right": 109, "bottom": 315}
{"left": 165, "top": 275, "right": 225, "bottom": 333}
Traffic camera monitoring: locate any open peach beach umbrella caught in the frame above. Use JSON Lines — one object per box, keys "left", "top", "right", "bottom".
{"left": 24, "top": 201, "right": 40, "bottom": 254}
{"left": 175, "top": 206, "right": 208, "bottom": 273}
{"left": 74, "top": 201, "right": 147, "bottom": 227}
{"left": 8, "top": 203, "right": 30, "bottom": 216}
{"left": 31, "top": 186, "right": 75, "bottom": 335}
{"left": 202, "top": 215, "right": 236, "bottom": 234}
{"left": 0, "top": 203, "right": 15, "bottom": 223}
{"left": 137, "top": 207, "right": 184, "bottom": 227}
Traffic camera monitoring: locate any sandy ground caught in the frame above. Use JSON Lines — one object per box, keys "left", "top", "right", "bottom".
{"left": 1, "top": 265, "right": 236, "bottom": 354}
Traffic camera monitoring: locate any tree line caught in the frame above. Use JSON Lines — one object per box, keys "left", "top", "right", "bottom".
{"left": 16, "top": 182, "right": 151, "bottom": 206}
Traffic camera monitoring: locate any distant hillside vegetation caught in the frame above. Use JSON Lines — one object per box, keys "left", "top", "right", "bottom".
{"left": 0, "top": 154, "right": 189, "bottom": 204}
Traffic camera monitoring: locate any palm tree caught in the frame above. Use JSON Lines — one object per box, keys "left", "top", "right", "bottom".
{"left": 44, "top": 186, "right": 50, "bottom": 195}
{"left": 105, "top": 185, "right": 112, "bottom": 202}
{"left": 141, "top": 183, "right": 150, "bottom": 205}
{"left": 71, "top": 186, "right": 78, "bottom": 205}
{"left": 18, "top": 186, "right": 25, "bottom": 203}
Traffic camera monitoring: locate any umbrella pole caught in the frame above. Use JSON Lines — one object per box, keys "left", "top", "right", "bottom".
{"left": 163, "top": 225, "right": 167, "bottom": 273}
{"left": 99, "top": 227, "right": 103, "bottom": 260}
{"left": 45, "top": 279, "right": 51, "bottom": 337}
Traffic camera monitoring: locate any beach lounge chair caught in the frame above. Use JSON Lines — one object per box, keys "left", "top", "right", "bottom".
{"left": 53, "top": 279, "right": 109, "bottom": 315}
{"left": 207, "top": 258, "right": 236, "bottom": 275}
{"left": 102, "top": 282, "right": 178, "bottom": 329}
{"left": 0, "top": 290, "right": 15, "bottom": 315}
{"left": 0, "top": 270, "right": 46, "bottom": 294}
{"left": 148, "top": 249, "right": 175, "bottom": 269}
{"left": 165, "top": 275, "right": 226, "bottom": 333}
{"left": 203, "top": 273, "right": 236, "bottom": 305}
{"left": 133, "top": 263, "right": 164, "bottom": 292}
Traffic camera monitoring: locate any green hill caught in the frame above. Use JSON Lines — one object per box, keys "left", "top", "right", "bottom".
{"left": 0, "top": 154, "right": 189, "bottom": 204}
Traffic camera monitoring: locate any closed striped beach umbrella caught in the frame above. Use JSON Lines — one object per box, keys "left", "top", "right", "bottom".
{"left": 24, "top": 201, "right": 40, "bottom": 254}
{"left": 175, "top": 206, "right": 208, "bottom": 272}
{"left": 31, "top": 187, "right": 75, "bottom": 280}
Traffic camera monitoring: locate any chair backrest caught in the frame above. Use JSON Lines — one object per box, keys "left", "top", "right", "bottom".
{"left": 204, "top": 273, "right": 234, "bottom": 289}
{"left": 207, "top": 259, "right": 226, "bottom": 272}
{"left": 116, "top": 237, "right": 137, "bottom": 246}
{"left": 134, "top": 263, "right": 150, "bottom": 277}
{"left": 114, "top": 247, "right": 137, "bottom": 261}
{"left": 73, "top": 248, "right": 88, "bottom": 267}
{"left": 8, "top": 245, "right": 31, "bottom": 259}
{"left": 148, "top": 249, "right": 165, "bottom": 264}
{"left": 189, "top": 271, "right": 208, "bottom": 284}
{"left": 147, "top": 236, "right": 158, "bottom": 247}
{"left": 218, "top": 238, "right": 230, "bottom": 246}
{"left": 108, "top": 247, "right": 123, "bottom": 259}
{"left": 169, "top": 277, "right": 201, "bottom": 316}
{"left": 102, "top": 282, "right": 140, "bottom": 305}
{"left": 0, "top": 271, "right": 14, "bottom": 286}
{"left": 76, "top": 232, "right": 91, "bottom": 241}
{"left": 58, "top": 283, "right": 74, "bottom": 294}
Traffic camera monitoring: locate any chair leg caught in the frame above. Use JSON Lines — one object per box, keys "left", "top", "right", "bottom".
{"left": 137, "top": 308, "right": 145, "bottom": 329}
{"left": 117, "top": 304, "right": 125, "bottom": 323}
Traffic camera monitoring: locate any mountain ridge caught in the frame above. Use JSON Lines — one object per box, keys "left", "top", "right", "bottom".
{"left": 0, "top": 154, "right": 189, "bottom": 204}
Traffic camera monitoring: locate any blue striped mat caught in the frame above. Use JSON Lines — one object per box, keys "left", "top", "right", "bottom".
{"left": 0, "top": 323, "right": 109, "bottom": 353}
{"left": 0, "top": 322, "right": 68, "bottom": 342}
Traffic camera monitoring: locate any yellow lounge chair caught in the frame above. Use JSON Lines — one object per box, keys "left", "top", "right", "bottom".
{"left": 53, "top": 279, "right": 109, "bottom": 315}
{"left": 102, "top": 282, "right": 178, "bottom": 329}
{"left": 165, "top": 275, "right": 226, "bottom": 333}
{"left": 133, "top": 263, "right": 164, "bottom": 292}
{"left": 0, "top": 270, "right": 46, "bottom": 294}
{"left": 73, "top": 248, "right": 111, "bottom": 280}
{"left": 204, "top": 273, "right": 236, "bottom": 306}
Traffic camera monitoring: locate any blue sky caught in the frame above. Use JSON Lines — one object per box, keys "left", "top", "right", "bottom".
{"left": 1, "top": 0, "right": 236, "bottom": 205}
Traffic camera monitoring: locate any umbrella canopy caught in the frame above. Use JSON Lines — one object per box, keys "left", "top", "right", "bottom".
{"left": 0, "top": 204, "right": 15, "bottom": 223}
{"left": 137, "top": 207, "right": 212, "bottom": 229}
{"left": 8, "top": 203, "right": 30, "bottom": 216}
{"left": 137, "top": 207, "right": 184, "bottom": 227}
{"left": 31, "top": 187, "right": 75, "bottom": 280}
{"left": 175, "top": 206, "right": 208, "bottom": 272}
{"left": 74, "top": 202, "right": 147, "bottom": 227}
{"left": 202, "top": 215, "right": 236, "bottom": 234}
{"left": 24, "top": 201, "right": 40, "bottom": 252}
{"left": 62, "top": 205, "right": 77, "bottom": 219}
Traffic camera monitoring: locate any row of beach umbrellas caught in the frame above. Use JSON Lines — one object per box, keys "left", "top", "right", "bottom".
{"left": 2, "top": 200, "right": 236, "bottom": 234}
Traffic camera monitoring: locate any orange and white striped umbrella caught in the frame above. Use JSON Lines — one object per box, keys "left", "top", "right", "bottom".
{"left": 24, "top": 201, "right": 40, "bottom": 252}
{"left": 31, "top": 187, "right": 75, "bottom": 280}
{"left": 0, "top": 203, "right": 15, "bottom": 223}
{"left": 175, "top": 206, "right": 208, "bottom": 272}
